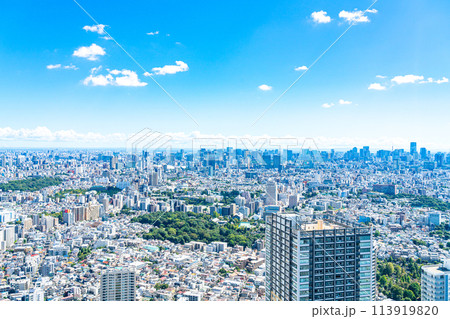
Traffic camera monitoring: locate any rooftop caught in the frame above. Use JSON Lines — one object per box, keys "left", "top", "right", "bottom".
{"left": 301, "top": 220, "right": 346, "bottom": 231}
{"left": 423, "top": 260, "right": 450, "bottom": 274}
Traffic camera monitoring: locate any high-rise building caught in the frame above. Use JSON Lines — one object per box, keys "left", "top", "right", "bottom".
{"left": 63, "top": 210, "right": 75, "bottom": 226}
{"left": 410, "top": 142, "right": 417, "bottom": 155}
{"left": 266, "top": 180, "right": 278, "bottom": 205}
{"left": 230, "top": 203, "right": 237, "bottom": 216}
{"left": 0, "top": 225, "right": 15, "bottom": 251}
{"left": 420, "top": 147, "right": 428, "bottom": 160}
{"left": 72, "top": 206, "right": 86, "bottom": 222}
{"left": 263, "top": 153, "right": 272, "bottom": 169}
{"left": 288, "top": 194, "right": 299, "bottom": 208}
{"left": 0, "top": 208, "right": 16, "bottom": 223}
{"left": 435, "top": 153, "right": 445, "bottom": 167}
{"left": 100, "top": 268, "right": 136, "bottom": 301}
{"left": 263, "top": 205, "right": 281, "bottom": 220}
{"left": 421, "top": 260, "right": 450, "bottom": 301}
{"left": 149, "top": 171, "right": 159, "bottom": 186}
{"left": 110, "top": 156, "right": 118, "bottom": 170}
{"left": 287, "top": 149, "right": 293, "bottom": 162}
{"left": 360, "top": 146, "right": 370, "bottom": 160}
{"left": 265, "top": 213, "right": 376, "bottom": 301}
{"left": 428, "top": 212, "right": 441, "bottom": 227}
{"left": 273, "top": 154, "right": 281, "bottom": 171}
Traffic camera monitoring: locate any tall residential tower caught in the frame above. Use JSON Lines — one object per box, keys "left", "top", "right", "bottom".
{"left": 265, "top": 180, "right": 278, "bottom": 205}
{"left": 265, "top": 213, "right": 376, "bottom": 301}
{"left": 421, "top": 260, "right": 450, "bottom": 301}
{"left": 100, "top": 268, "right": 136, "bottom": 301}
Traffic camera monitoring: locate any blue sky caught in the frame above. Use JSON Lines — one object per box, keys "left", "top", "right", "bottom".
{"left": 0, "top": 0, "right": 449, "bottom": 149}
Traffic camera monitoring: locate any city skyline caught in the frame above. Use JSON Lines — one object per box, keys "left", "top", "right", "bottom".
{"left": 1, "top": 146, "right": 449, "bottom": 302}
{"left": 0, "top": 136, "right": 447, "bottom": 154}
{"left": 1, "top": 0, "right": 450, "bottom": 149}
{"left": 3, "top": 0, "right": 450, "bottom": 308}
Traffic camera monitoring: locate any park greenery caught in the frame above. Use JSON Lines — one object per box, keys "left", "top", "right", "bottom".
{"left": 430, "top": 222, "right": 450, "bottom": 240}
{"left": 120, "top": 206, "right": 134, "bottom": 215}
{"left": 377, "top": 257, "right": 428, "bottom": 301}
{"left": 411, "top": 196, "right": 450, "bottom": 211}
{"left": 77, "top": 247, "right": 92, "bottom": 261}
{"left": 218, "top": 268, "right": 228, "bottom": 277}
{"left": 89, "top": 186, "right": 121, "bottom": 196}
{"left": 220, "top": 190, "right": 240, "bottom": 205}
{"left": 381, "top": 194, "right": 450, "bottom": 212}
{"left": 181, "top": 197, "right": 212, "bottom": 206}
{"left": 251, "top": 190, "right": 263, "bottom": 198}
{"left": 152, "top": 189, "right": 251, "bottom": 206}
{"left": 154, "top": 283, "right": 169, "bottom": 290}
{"left": 412, "top": 238, "right": 427, "bottom": 246}
{"left": 0, "top": 176, "right": 62, "bottom": 192}
{"left": 304, "top": 191, "right": 318, "bottom": 199}
{"left": 132, "top": 211, "right": 264, "bottom": 247}
{"left": 51, "top": 189, "right": 87, "bottom": 199}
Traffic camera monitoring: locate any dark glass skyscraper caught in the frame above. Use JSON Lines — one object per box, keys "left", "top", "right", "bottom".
{"left": 265, "top": 213, "right": 376, "bottom": 301}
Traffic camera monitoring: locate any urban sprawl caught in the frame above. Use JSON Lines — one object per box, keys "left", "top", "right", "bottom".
{"left": 1, "top": 142, "right": 450, "bottom": 301}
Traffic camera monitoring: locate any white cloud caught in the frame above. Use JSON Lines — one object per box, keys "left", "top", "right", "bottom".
{"left": 311, "top": 11, "right": 331, "bottom": 24}
{"left": 370, "top": 74, "right": 448, "bottom": 90}
{"left": 2, "top": 127, "right": 450, "bottom": 150}
{"left": 419, "top": 76, "right": 449, "bottom": 84}
{"left": 0, "top": 126, "right": 126, "bottom": 144}
{"left": 321, "top": 100, "right": 352, "bottom": 107}
{"left": 63, "top": 64, "right": 78, "bottom": 70}
{"left": 147, "top": 31, "right": 159, "bottom": 35}
{"left": 339, "top": 9, "right": 377, "bottom": 23}
{"left": 391, "top": 74, "right": 424, "bottom": 85}
{"left": 113, "top": 70, "right": 147, "bottom": 87}
{"left": 47, "top": 64, "right": 61, "bottom": 69}
{"left": 258, "top": 84, "right": 272, "bottom": 91}
{"left": 73, "top": 44, "right": 106, "bottom": 61}
{"left": 295, "top": 66, "right": 308, "bottom": 71}
{"left": 436, "top": 77, "right": 449, "bottom": 84}
{"left": 90, "top": 66, "right": 102, "bottom": 74}
{"left": 83, "top": 68, "right": 147, "bottom": 87}
{"left": 338, "top": 99, "right": 352, "bottom": 105}
{"left": 148, "top": 61, "right": 189, "bottom": 76}
{"left": 47, "top": 64, "right": 78, "bottom": 70}
{"left": 83, "top": 24, "right": 107, "bottom": 35}
{"left": 419, "top": 77, "right": 434, "bottom": 84}
{"left": 368, "top": 83, "right": 386, "bottom": 90}
{"left": 83, "top": 74, "right": 113, "bottom": 86}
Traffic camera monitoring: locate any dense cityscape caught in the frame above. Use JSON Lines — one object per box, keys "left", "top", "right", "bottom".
{"left": 1, "top": 2, "right": 449, "bottom": 318}
{"left": 1, "top": 142, "right": 449, "bottom": 301}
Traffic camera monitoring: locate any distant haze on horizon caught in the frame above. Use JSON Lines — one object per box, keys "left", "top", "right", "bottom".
{"left": 0, "top": 130, "right": 448, "bottom": 153}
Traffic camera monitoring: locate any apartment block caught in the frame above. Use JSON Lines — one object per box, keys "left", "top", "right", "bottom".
{"left": 421, "top": 260, "right": 450, "bottom": 301}
{"left": 265, "top": 213, "right": 376, "bottom": 301}
{"left": 100, "top": 268, "right": 136, "bottom": 301}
